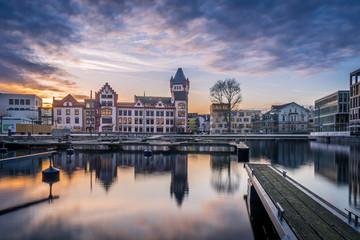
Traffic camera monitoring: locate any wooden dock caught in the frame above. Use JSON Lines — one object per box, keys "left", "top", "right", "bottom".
{"left": 245, "top": 163, "right": 360, "bottom": 240}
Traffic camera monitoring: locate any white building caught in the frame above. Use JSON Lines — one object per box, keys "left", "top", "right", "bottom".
{"left": 210, "top": 104, "right": 260, "bottom": 134}
{"left": 52, "top": 94, "right": 84, "bottom": 131}
{"left": 0, "top": 93, "right": 42, "bottom": 133}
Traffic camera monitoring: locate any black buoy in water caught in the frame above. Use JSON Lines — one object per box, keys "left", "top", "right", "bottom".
{"left": 144, "top": 149, "right": 152, "bottom": 157}
{"left": 0, "top": 147, "right": 7, "bottom": 154}
{"left": 0, "top": 143, "right": 8, "bottom": 154}
{"left": 66, "top": 145, "right": 74, "bottom": 155}
{"left": 42, "top": 156, "right": 60, "bottom": 182}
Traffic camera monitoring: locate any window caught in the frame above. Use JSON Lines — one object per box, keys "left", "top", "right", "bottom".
{"left": 135, "top": 118, "right": 138, "bottom": 124}
{"left": 102, "top": 118, "right": 112, "bottom": 123}
{"left": 151, "top": 111, "right": 154, "bottom": 116}
{"left": 246, "top": 112, "right": 251, "bottom": 116}
{"left": 66, "top": 117, "right": 70, "bottom": 124}
{"left": 119, "top": 118, "right": 122, "bottom": 124}
{"left": 86, "top": 118, "right": 90, "bottom": 124}
{"left": 102, "top": 109, "right": 112, "bottom": 115}
{"left": 20, "top": 99, "right": 24, "bottom": 105}
{"left": 139, "top": 111, "right": 143, "bottom": 116}
{"left": 15, "top": 99, "right": 19, "bottom": 105}
{"left": 75, "top": 109, "right": 79, "bottom": 115}
{"left": 26, "top": 99, "right": 30, "bottom": 105}
{"left": 128, "top": 110, "right": 131, "bottom": 116}
{"left": 123, "top": 118, "right": 127, "bottom": 124}
{"left": 178, "top": 119, "right": 185, "bottom": 125}
{"left": 9, "top": 99, "right": 13, "bottom": 105}
{"left": 108, "top": 95, "right": 112, "bottom": 98}
{"left": 128, "top": 118, "right": 132, "bottom": 124}
{"left": 178, "top": 111, "right": 185, "bottom": 117}
{"left": 135, "top": 110, "right": 138, "bottom": 116}
{"left": 124, "top": 110, "right": 127, "bottom": 116}
{"left": 101, "top": 101, "right": 106, "bottom": 106}
{"left": 119, "top": 110, "right": 122, "bottom": 116}
{"left": 57, "top": 117, "right": 62, "bottom": 124}
{"left": 75, "top": 117, "right": 79, "bottom": 124}
{"left": 101, "top": 94, "right": 107, "bottom": 98}
{"left": 170, "top": 112, "right": 174, "bottom": 117}
{"left": 146, "top": 111, "right": 150, "bottom": 116}
{"left": 166, "top": 111, "right": 169, "bottom": 117}
{"left": 107, "top": 101, "right": 112, "bottom": 106}
{"left": 178, "top": 103, "right": 185, "bottom": 109}
{"left": 66, "top": 109, "right": 70, "bottom": 115}
{"left": 57, "top": 109, "right": 61, "bottom": 115}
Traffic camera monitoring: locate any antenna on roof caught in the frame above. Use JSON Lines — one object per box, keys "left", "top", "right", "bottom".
{"left": 144, "top": 91, "right": 145, "bottom": 97}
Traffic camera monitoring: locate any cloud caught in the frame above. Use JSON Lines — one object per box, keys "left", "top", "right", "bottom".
{"left": 0, "top": 0, "right": 80, "bottom": 95}
{"left": 2, "top": 0, "right": 360, "bottom": 99}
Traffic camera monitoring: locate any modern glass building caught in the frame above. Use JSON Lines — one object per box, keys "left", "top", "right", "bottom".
{"left": 314, "top": 91, "right": 349, "bottom": 132}
{"left": 350, "top": 68, "right": 360, "bottom": 126}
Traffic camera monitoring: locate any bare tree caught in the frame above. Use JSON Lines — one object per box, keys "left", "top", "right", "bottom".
{"left": 210, "top": 78, "right": 242, "bottom": 133}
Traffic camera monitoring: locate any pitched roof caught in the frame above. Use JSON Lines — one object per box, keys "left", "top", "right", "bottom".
{"left": 172, "top": 68, "right": 188, "bottom": 84}
{"left": 134, "top": 96, "right": 173, "bottom": 107}
{"left": 271, "top": 102, "right": 309, "bottom": 112}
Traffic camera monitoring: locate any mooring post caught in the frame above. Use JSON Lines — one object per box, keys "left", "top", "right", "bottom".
{"left": 276, "top": 202, "right": 285, "bottom": 221}
{"left": 251, "top": 168, "right": 254, "bottom": 176}
{"left": 283, "top": 171, "right": 287, "bottom": 177}
{"left": 348, "top": 212, "right": 352, "bottom": 223}
{"left": 355, "top": 215, "right": 359, "bottom": 227}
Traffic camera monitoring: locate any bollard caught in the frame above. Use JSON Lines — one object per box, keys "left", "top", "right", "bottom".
{"left": 251, "top": 169, "right": 254, "bottom": 176}
{"left": 355, "top": 215, "right": 359, "bottom": 227}
{"left": 283, "top": 171, "right": 287, "bottom": 177}
{"left": 276, "top": 202, "right": 285, "bottom": 221}
{"left": 348, "top": 212, "right": 352, "bottom": 223}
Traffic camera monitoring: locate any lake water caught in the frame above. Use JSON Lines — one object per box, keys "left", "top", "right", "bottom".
{"left": 0, "top": 140, "right": 359, "bottom": 240}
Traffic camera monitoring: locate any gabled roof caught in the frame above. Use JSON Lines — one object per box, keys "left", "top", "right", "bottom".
{"left": 134, "top": 95, "right": 173, "bottom": 107}
{"left": 53, "top": 94, "right": 82, "bottom": 107}
{"left": 271, "top": 102, "right": 308, "bottom": 112}
{"left": 172, "top": 68, "right": 189, "bottom": 84}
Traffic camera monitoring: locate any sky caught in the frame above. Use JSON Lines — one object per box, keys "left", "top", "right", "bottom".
{"left": 0, "top": 0, "right": 360, "bottom": 113}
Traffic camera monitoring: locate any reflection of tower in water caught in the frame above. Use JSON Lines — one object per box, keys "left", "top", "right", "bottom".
{"left": 170, "top": 154, "right": 189, "bottom": 207}
{"left": 94, "top": 153, "right": 118, "bottom": 192}
{"left": 210, "top": 154, "right": 240, "bottom": 194}
{"left": 349, "top": 145, "right": 360, "bottom": 207}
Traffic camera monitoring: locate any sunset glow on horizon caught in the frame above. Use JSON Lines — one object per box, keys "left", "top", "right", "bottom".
{"left": 1, "top": 0, "right": 360, "bottom": 113}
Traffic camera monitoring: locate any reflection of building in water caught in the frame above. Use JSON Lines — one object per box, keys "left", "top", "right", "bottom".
{"left": 0, "top": 158, "right": 42, "bottom": 177}
{"left": 311, "top": 142, "right": 349, "bottom": 183}
{"left": 94, "top": 153, "right": 118, "bottom": 191}
{"left": 210, "top": 154, "right": 240, "bottom": 194}
{"left": 349, "top": 145, "right": 360, "bottom": 207}
{"left": 118, "top": 153, "right": 174, "bottom": 175}
{"left": 252, "top": 140, "right": 310, "bottom": 168}
{"left": 54, "top": 152, "right": 87, "bottom": 179}
{"left": 170, "top": 154, "right": 189, "bottom": 206}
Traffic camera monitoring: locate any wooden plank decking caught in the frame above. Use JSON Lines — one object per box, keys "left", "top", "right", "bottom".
{"left": 247, "top": 164, "right": 360, "bottom": 240}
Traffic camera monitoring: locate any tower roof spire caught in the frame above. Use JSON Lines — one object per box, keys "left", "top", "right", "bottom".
{"left": 173, "top": 68, "right": 186, "bottom": 84}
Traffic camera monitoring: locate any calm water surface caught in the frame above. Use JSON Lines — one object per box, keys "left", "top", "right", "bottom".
{"left": 0, "top": 140, "right": 359, "bottom": 240}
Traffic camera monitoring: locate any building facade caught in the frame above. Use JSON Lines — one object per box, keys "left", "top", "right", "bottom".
{"left": 314, "top": 91, "right": 349, "bottom": 132}
{"left": 116, "top": 68, "right": 190, "bottom": 133}
{"left": 350, "top": 68, "right": 360, "bottom": 126}
{"left": 0, "top": 93, "right": 42, "bottom": 133}
{"left": 210, "top": 103, "right": 260, "bottom": 134}
{"left": 52, "top": 94, "right": 84, "bottom": 131}
{"left": 252, "top": 102, "right": 310, "bottom": 133}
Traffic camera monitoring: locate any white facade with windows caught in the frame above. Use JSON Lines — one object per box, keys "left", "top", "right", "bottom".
{"left": 210, "top": 104, "right": 260, "bottom": 134}
{"left": 52, "top": 94, "right": 84, "bottom": 131}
